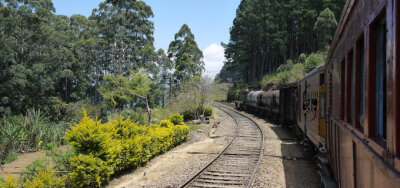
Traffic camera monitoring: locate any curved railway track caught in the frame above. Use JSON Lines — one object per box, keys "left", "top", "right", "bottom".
{"left": 180, "top": 104, "right": 264, "bottom": 188}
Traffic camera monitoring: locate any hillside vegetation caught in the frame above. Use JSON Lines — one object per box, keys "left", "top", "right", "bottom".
{"left": 217, "top": 0, "right": 341, "bottom": 83}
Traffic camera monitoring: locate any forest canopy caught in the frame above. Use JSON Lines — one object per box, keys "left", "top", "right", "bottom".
{"left": 0, "top": 0, "right": 205, "bottom": 119}
{"left": 216, "top": 0, "right": 343, "bottom": 83}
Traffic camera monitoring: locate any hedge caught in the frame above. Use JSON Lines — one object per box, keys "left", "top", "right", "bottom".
{"left": 65, "top": 111, "right": 189, "bottom": 187}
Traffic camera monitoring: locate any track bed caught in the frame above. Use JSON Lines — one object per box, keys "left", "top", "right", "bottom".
{"left": 181, "top": 105, "right": 264, "bottom": 188}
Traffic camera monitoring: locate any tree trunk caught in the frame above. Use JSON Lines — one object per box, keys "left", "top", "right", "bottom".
{"left": 145, "top": 97, "right": 152, "bottom": 125}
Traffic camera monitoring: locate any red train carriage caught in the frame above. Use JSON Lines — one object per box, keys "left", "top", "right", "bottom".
{"left": 324, "top": 0, "right": 400, "bottom": 186}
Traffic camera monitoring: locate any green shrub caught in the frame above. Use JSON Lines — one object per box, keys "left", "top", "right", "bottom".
{"left": 3, "top": 152, "right": 18, "bottom": 163}
{"left": 65, "top": 110, "right": 189, "bottom": 187}
{"left": 181, "top": 107, "right": 212, "bottom": 121}
{"left": 113, "top": 139, "right": 138, "bottom": 171}
{"left": 43, "top": 142, "right": 59, "bottom": 156}
{"left": 27, "top": 158, "right": 50, "bottom": 172}
{"left": 201, "top": 106, "right": 213, "bottom": 117}
{"left": 159, "top": 120, "right": 174, "bottom": 128}
{"left": 181, "top": 110, "right": 195, "bottom": 121}
{"left": 148, "top": 127, "right": 173, "bottom": 154}
{"left": 0, "top": 115, "right": 25, "bottom": 156}
{"left": 169, "top": 113, "right": 184, "bottom": 125}
{"left": 23, "top": 168, "right": 65, "bottom": 188}
{"left": 68, "top": 155, "right": 113, "bottom": 188}
{"left": 0, "top": 175, "right": 18, "bottom": 188}
{"left": 52, "top": 149, "right": 75, "bottom": 171}
{"left": 0, "top": 109, "right": 68, "bottom": 159}
{"left": 22, "top": 157, "right": 51, "bottom": 182}
{"left": 65, "top": 110, "right": 118, "bottom": 162}
{"left": 171, "top": 125, "right": 189, "bottom": 145}
{"left": 120, "top": 108, "right": 148, "bottom": 125}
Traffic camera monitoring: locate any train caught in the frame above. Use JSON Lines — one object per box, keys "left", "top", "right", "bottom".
{"left": 234, "top": 0, "right": 400, "bottom": 187}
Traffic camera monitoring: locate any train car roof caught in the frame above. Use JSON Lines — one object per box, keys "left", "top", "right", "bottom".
{"left": 299, "top": 65, "right": 324, "bottom": 82}
{"left": 324, "top": 0, "right": 355, "bottom": 72}
{"left": 277, "top": 82, "right": 297, "bottom": 89}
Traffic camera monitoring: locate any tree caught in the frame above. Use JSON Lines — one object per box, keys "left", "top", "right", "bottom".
{"left": 98, "top": 74, "right": 132, "bottom": 110}
{"left": 314, "top": 8, "right": 338, "bottom": 49}
{"left": 91, "top": 0, "right": 155, "bottom": 75}
{"left": 221, "top": 0, "right": 344, "bottom": 83}
{"left": 167, "top": 76, "right": 216, "bottom": 120}
{"left": 168, "top": 24, "right": 204, "bottom": 83}
{"left": 98, "top": 71, "right": 153, "bottom": 125}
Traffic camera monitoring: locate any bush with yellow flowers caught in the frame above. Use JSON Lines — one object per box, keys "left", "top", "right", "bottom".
{"left": 169, "top": 113, "right": 184, "bottom": 125}
{"left": 0, "top": 175, "right": 18, "bottom": 188}
{"left": 68, "top": 155, "right": 113, "bottom": 188}
{"left": 23, "top": 168, "right": 65, "bottom": 188}
{"left": 65, "top": 110, "right": 189, "bottom": 187}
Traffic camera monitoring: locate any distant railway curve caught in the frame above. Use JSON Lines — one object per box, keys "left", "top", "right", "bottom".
{"left": 180, "top": 104, "right": 264, "bottom": 188}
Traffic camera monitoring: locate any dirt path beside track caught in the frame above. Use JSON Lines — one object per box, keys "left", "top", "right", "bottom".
{"left": 106, "top": 106, "right": 237, "bottom": 188}
{"left": 0, "top": 145, "right": 70, "bottom": 179}
{"left": 221, "top": 104, "right": 322, "bottom": 188}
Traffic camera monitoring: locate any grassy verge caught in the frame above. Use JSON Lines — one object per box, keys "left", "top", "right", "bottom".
{"left": 188, "top": 124, "right": 203, "bottom": 131}
{"left": 3, "top": 152, "right": 18, "bottom": 164}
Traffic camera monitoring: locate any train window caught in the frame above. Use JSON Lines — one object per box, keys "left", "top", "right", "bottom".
{"left": 348, "top": 50, "right": 354, "bottom": 124}
{"left": 298, "top": 85, "right": 301, "bottom": 121}
{"left": 373, "top": 15, "right": 387, "bottom": 140}
{"left": 320, "top": 93, "right": 326, "bottom": 119}
{"left": 340, "top": 60, "right": 345, "bottom": 120}
{"left": 356, "top": 34, "right": 365, "bottom": 131}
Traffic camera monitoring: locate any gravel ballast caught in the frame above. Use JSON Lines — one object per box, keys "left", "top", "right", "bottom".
{"left": 223, "top": 105, "right": 322, "bottom": 188}
{"left": 106, "top": 106, "right": 237, "bottom": 188}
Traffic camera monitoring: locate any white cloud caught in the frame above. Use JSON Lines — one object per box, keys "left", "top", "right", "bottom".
{"left": 203, "top": 43, "right": 225, "bottom": 78}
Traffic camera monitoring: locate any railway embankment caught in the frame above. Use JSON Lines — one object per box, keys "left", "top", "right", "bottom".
{"left": 220, "top": 104, "right": 322, "bottom": 188}
{"left": 106, "top": 106, "right": 237, "bottom": 188}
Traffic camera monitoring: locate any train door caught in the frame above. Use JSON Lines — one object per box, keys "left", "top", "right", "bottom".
{"left": 318, "top": 84, "right": 327, "bottom": 143}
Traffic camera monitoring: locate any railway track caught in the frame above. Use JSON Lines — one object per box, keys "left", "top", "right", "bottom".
{"left": 180, "top": 104, "right": 264, "bottom": 188}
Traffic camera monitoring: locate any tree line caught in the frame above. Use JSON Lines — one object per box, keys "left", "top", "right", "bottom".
{"left": 217, "top": 0, "right": 343, "bottom": 83}
{"left": 0, "top": 0, "right": 204, "bottom": 119}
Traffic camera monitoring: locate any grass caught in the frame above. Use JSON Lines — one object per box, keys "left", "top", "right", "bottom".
{"left": 188, "top": 124, "right": 203, "bottom": 131}
{"left": 3, "top": 152, "right": 18, "bottom": 164}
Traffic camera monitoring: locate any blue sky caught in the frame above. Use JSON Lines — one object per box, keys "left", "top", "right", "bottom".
{"left": 52, "top": 0, "right": 241, "bottom": 76}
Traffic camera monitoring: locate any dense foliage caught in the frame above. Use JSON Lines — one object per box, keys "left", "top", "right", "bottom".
{"left": 218, "top": 0, "right": 342, "bottom": 83}
{"left": 64, "top": 111, "right": 189, "bottom": 187}
{"left": 0, "top": 109, "right": 67, "bottom": 161}
{"left": 23, "top": 168, "right": 65, "bottom": 188}
{"left": 260, "top": 50, "right": 326, "bottom": 90}
{"left": 168, "top": 24, "right": 204, "bottom": 84}
{"left": 0, "top": 0, "right": 203, "bottom": 120}
{"left": 166, "top": 76, "right": 228, "bottom": 120}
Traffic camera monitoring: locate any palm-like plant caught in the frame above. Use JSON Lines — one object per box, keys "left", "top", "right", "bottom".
{"left": 25, "top": 109, "right": 50, "bottom": 149}
{"left": 0, "top": 116, "right": 25, "bottom": 157}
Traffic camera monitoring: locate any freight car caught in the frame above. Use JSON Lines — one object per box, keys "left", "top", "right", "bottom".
{"left": 244, "top": 90, "right": 280, "bottom": 121}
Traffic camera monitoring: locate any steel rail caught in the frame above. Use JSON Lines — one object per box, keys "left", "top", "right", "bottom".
{"left": 179, "top": 103, "right": 265, "bottom": 188}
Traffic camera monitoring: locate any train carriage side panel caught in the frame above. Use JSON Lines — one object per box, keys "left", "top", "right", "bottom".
{"left": 325, "top": 0, "right": 400, "bottom": 187}
{"left": 297, "top": 66, "right": 325, "bottom": 147}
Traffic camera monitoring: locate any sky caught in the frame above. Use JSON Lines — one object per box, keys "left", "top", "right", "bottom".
{"left": 52, "top": 0, "right": 241, "bottom": 77}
